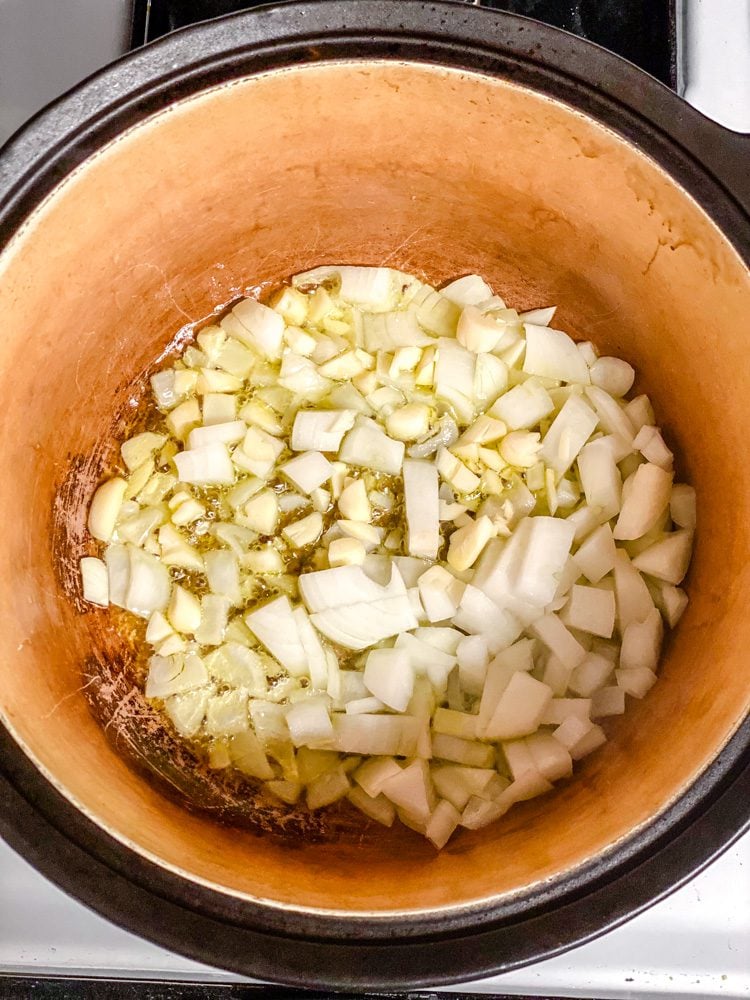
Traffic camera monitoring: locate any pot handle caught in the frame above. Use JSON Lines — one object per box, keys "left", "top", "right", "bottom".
{"left": 682, "top": 115, "right": 750, "bottom": 218}
{"left": 676, "top": 0, "right": 750, "bottom": 216}
{"left": 467, "top": 0, "right": 750, "bottom": 217}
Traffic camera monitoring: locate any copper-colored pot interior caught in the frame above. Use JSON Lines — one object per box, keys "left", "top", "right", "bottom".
{"left": 0, "top": 61, "right": 748, "bottom": 915}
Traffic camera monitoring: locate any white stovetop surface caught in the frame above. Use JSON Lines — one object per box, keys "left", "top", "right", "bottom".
{"left": 1, "top": 0, "right": 749, "bottom": 994}
{"left": 1, "top": 832, "right": 748, "bottom": 996}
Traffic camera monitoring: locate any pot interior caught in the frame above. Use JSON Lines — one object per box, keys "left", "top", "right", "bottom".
{"left": 0, "top": 60, "right": 748, "bottom": 917}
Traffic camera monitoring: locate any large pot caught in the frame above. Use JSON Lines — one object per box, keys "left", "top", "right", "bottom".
{"left": 0, "top": 1, "right": 748, "bottom": 988}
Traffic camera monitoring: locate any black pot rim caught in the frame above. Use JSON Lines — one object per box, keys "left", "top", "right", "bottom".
{"left": 1, "top": 0, "right": 749, "bottom": 988}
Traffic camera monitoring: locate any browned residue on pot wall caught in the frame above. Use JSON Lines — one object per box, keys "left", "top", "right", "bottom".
{"left": 0, "top": 62, "right": 748, "bottom": 913}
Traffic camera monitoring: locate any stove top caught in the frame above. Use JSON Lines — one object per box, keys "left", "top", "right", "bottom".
{"left": 0, "top": 0, "right": 748, "bottom": 995}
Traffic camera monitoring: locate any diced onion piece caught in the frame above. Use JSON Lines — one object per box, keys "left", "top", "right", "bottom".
{"left": 540, "top": 396, "right": 599, "bottom": 476}
{"left": 121, "top": 432, "right": 167, "bottom": 472}
{"left": 332, "top": 714, "right": 420, "bottom": 756}
{"left": 410, "top": 284, "right": 461, "bottom": 337}
{"left": 166, "top": 399, "right": 201, "bottom": 440}
{"left": 613, "top": 463, "right": 673, "bottom": 540}
{"left": 567, "top": 654, "right": 613, "bottom": 697}
{"left": 431, "top": 765, "right": 497, "bottom": 811}
{"left": 337, "top": 520, "right": 383, "bottom": 550}
{"left": 380, "top": 759, "right": 435, "bottom": 823}
{"left": 194, "top": 594, "right": 230, "bottom": 646}
{"left": 279, "top": 353, "right": 332, "bottom": 400}
{"left": 577, "top": 438, "right": 622, "bottom": 520}
{"left": 174, "top": 443, "right": 234, "bottom": 485}
{"left": 553, "top": 717, "right": 606, "bottom": 759}
{"left": 560, "top": 584, "right": 616, "bottom": 638}
{"left": 187, "top": 420, "right": 246, "bottom": 451}
{"left": 453, "top": 585, "right": 524, "bottom": 654}
{"left": 525, "top": 732, "right": 573, "bottom": 781}
{"left": 280, "top": 452, "right": 332, "bottom": 495}
{"left": 616, "top": 666, "right": 657, "bottom": 698}
{"left": 590, "top": 357, "right": 635, "bottom": 397}
{"left": 145, "top": 653, "right": 209, "bottom": 700}
{"left": 394, "top": 633, "right": 456, "bottom": 693}
{"left": 651, "top": 581, "right": 689, "bottom": 628}
{"left": 282, "top": 511, "right": 324, "bottom": 548}
{"left": 425, "top": 799, "right": 462, "bottom": 849}
{"left": 432, "top": 708, "right": 478, "bottom": 740}
{"left": 624, "top": 394, "right": 655, "bottom": 432}
{"left": 402, "top": 459, "right": 440, "bottom": 560}
{"left": 311, "top": 594, "right": 417, "bottom": 650}
{"left": 434, "top": 337, "right": 475, "bottom": 403}
{"left": 574, "top": 523, "right": 617, "bottom": 584}
{"left": 363, "top": 648, "right": 414, "bottom": 711}
{"left": 456, "top": 635, "right": 489, "bottom": 695}
{"left": 457, "top": 305, "right": 508, "bottom": 353}
{"left": 670, "top": 483, "right": 696, "bottom": 530}
{"left": 291, "top": 410, "right": 356, "bottom": 452}
{"left": 354, "top": 757, "right": 403, "bottom": 797}
{"left": 432, "top": 733, "right": 495, "bottom": 768}
{"left": 125, "top": 546, "right": 171, "bottom": 618}
{"left": 531, "top": 613, "right": 587, "bottom": 669}
{"left": 146, "top": 610, "right": 173, "bottom": 645}
{"left": 88, "top": 477, "right": 127, "bottom": 542}
{"left": 196, "top": 368, "right": 243, "bottom": 394}
{"left": 520, "top": 306, "right": 557, "bottom": 326}
{"left": 484, "top": 672, "right": 553, "bottom": 740}
{"left": 613, "top": 549, "right": 656, "bottom": 630}
{"left": 204, "top": 393, "right": 238, "bottom": 426}
{"left": 338, "top": 266, "right": 396, "bottom": 308}
{"left": 417, "top": 565, "right": 464, "bottom": 622}
{"left": 165, "top": 689, "right": 210, "bottom": 738}
{"left": 348, "top": 786, "right": 396, "bottom": 826}
{"left": 584, "top": 387, "right": 636, "bottom": 450}
{"left": 620, "top": 608, "right": 663, "bottom": 671}
{"left": 158, "top": 524, "right": 203, "bottom": 572}
{"left": 286, "top": 698, "right": 335, "bottom": 747}
{"left": 632, "top": 530, "right": 693, "bottom": 585}
{"left": 246, "top": 595, "right": 308, "bottom": 676}
{"left": 441, "top": 274, "right": 494, "bottom": 307}
{"left": 590, "top": 685, "right": 626, "bottom": 717}
{"left": 632, "top": 425, "right": 673, "bottom": 469}
{"left": 339, "top": 420, "right": 405, "bottom": 475}
{"left": 299, "top": 564, "right": 406, "bottom": 612}
{"left": 243, "top": 490, "right": 279, "bottom": 533}
{"left": 231, "top": 298, "right": 284, "bottom": 358}
{"left": 228, "top": 729, "right": 275, "bottom": 778}
{"left": 490, "top": 379, "right": 554, "bottom": 431}
{"left": 523, "top": 324, "right": 590, "bottom": 384}
{"left": 204, "top": 549, "right": 241, "bottom": 605}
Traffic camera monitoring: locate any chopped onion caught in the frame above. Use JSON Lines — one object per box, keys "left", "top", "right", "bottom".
{"left": 174, "top": 443, "right": 235, "bottom": 486}
{"left": 246, "top": 595, "right": 308, "bottom": 676}
{"left": 83, "top": 264, "right": 694, "bottom": 849}
{"left": 291, "top": 409, "right": 356, "bottom": 452}
{"left": 523, "top": 324, "right": 590, "bottom": 384}
{"left": 441, "top": 274, "right": 494, "bottom": 307}
{"left": 231, "top": 298, "right": 284, "bottom": 359}
{"left": 339, "top": 419, "right": 405, "bottom": 475}
{"left": 280, "top": 452, "right": 332, "bottom": 495}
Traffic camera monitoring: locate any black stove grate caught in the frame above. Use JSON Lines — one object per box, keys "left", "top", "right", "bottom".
{"left": 131, "top": 0, "right": 677, "bottom": 88}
